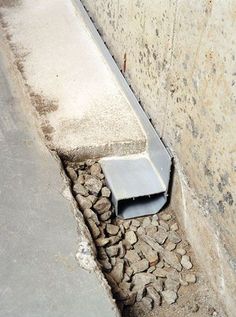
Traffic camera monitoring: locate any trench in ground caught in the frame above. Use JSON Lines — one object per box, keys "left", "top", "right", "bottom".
{"left": 62, "top": 158, "right": 225, "bottom": 317}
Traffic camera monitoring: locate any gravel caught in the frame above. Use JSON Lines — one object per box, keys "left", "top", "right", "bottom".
{"left": 125, "top": 230, "right": 137, "bottom": 245}
{"left": 162, "top": 290, "right": 177, "bottom": 304}
{"left": 65, "top": 160, "right": 198, "bottom": 315}
{"left": 181, "top": 255, "right": 193, "bottom": 270}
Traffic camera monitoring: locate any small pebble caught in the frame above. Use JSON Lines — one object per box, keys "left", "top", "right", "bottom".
{"left": 125, "top": 231, "right": 137, "bottom": 245}
{"left": 142, "top": 217, "right": 151, "bottom": 227}
{"left": 131, "top": 219, "right": 140, "bottom": 228}
{"left": 106, "top": 245, "right": 119, "bottom": 257}
{"left": 185, "top": 273, "right": 197, "bottom": 283}
{"left": 181, "top": 255, "right": 193, "bottom": 270}
{"left": 161, "top": 214, "right": 172, "bottom": 221}
{"left": 170, "top": 223, "right": 179, "bottom": 231}
{"left": 90, "top": 163, "right": 102, "bottom": 176}
{"left": 106, "top": 224, "right": 119, "bottom": 235}
{"left": 161, "top": 290, "right": 177, "bottom": 304}
{"left": 102, "top": 187, "right": 111, "bottom": 197}
{"left": 94, "top": 197, "right": 111, "bottom": 214}
{"left": 131, "top": 259, "right": 149, "bottom": 273}
{"left": 166, "top": 241, "right": 176, "bottom": 251}
{"left": 76, "top": 194, "right": 92, "bottom": 210}
{"left": 176, "top": 248, "right": 186, "bottom": 255}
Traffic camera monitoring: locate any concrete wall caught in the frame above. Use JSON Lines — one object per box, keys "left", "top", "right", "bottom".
{"left": 81, "top": 1, "right": 236, "bottom": 315}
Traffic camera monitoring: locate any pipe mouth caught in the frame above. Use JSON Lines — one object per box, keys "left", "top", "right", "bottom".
{"left": 117, "top": 192, "right": 167, "bottom": 219}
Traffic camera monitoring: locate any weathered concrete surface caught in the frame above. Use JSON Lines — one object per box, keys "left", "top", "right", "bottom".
{"left": 0, "top": 0, "right": 146, "bottom": 160}
{"left": 0, "top": 39, "right": 119, "bottom": 317}
{"left": 81, "top": 1, "right": 236, "bottom": 315}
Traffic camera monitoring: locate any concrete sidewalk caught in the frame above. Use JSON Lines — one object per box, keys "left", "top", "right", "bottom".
{"left": 0, "top": 0, "right": 146, "bottom": 160}
{"left": 0, "top": 47, "right": 118, "bottom": 316}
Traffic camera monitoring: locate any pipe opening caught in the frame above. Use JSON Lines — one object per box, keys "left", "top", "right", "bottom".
{"left": 117, "top": 193, "right": 166, "bottom": 219}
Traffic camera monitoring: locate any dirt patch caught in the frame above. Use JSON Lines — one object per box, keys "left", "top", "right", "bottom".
{"left": 41, "top": 120, "right": 55, "bottom": 142}
{"left": 30, "top": 91, "right": 58, "bottom": 116}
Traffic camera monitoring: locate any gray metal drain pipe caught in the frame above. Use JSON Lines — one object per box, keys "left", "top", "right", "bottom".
{"left": 74, "top": 0, "right": 172, "bottom": 219}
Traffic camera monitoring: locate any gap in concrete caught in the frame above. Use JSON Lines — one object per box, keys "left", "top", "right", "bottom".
{"left": 62, "top": 158, "right": 225, "bottom": 317}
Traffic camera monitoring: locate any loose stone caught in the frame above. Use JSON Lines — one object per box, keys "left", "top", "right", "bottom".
{"left": 130, "top": 225, "right": 137, "bottom": 232}
{"left": 66, "top": 166, "right": 77, "bottom": 181}
{"left": 156, "top": 260, "right": 165, "bottom": 268}
{"left": 131, "top": 259, "right": 149, "bottom": 273}
{"left": 95, "top": 237, "right": 110, "bottom": 247}
{"left": 100, "top": 210, "right": 112, "bottom": 221}
{"left": 181, "top": 255, "right": 193, "bottom": 270}
{"left": 185, "top": 273, "right": 197, "bottom": 283}
{"left": 132, "top": 273, "right": 156, "bottom": 288}
{"left": 131, "top": 219, "right": 140, "bottom": 228}
{"left": 77, "top": 173, "right": 85, "bottom": 184}
{"left": 99, "top": 258, "right": 112, "bottom": 271}
{"left": 147, "top": 266, "right": 155, "bottom": 273}
{"left": 76, "top": 194, "right": 92, "bottom": 210}
{"left": 83, "top": 208, "right": 99, "bottom": 225}
{"left": 159, "top": 220, "right": 169, "bottom": 231}
{"left": 153, "top": 268, "right": 168, "bottom": 278}
{"left": 145, "top": 225, "right": 157, "bottom": 236}
{"left": 86, "top": 159, "right": 96, "bottom": 167}
{"left": 73, "top": 183, "right": 89, "bottom": 196}
{"left": 161, "top": 214, "right": 172, "bottom": 221}
{"left": 163, "top": 250, "right": 182, "bottom": 272}
{"left": 94, "top": 197, "right": 111, "bottom": 214}
{"left": 118, "top": 241, "right": 125, "bottom": 258}
{"left": 123, "top": 239, "right": 132, "bottom": 250}
{"left": 125, "top": 266, "right": 134, "bottom": 277}
{"left": 123, "top": 220, "right": 131, "bottom": 230}
{"left": 142, "top": 217, "right": 151, "bottom": 227}
{"left": 176, "top": 248, "right": 186, "bottom": 255}
{"left": 125, "top": 231, "right": 137, "bottom": 245}
{"left": 106, "top": 245, "right": 119, "bottom": 257}
{"left": 152, "top": 219, "right": 159, "bottom": 226}
{"left": 84, "top": 176, "right": 102, "bottom": 195}
{"left": 152, "top": 278, "right": 164, "bottom": 292}
{"left": 110, "top": 261, "right": 124, "bottom": 284}
{"left": 170, "top": 223, "right": 179, "bottom": 231}
{"left": 165, "top": 278, "right": 180, "bottom": 292}
{"left": 97, "top": 247, "right": 107, "bottom": 260}
{"left": 137, "top": 226, "right": 145, "bottom": 236}
{"left": 142, "top": 235, "right": 164, "bottom": 253}
{"left": 146, "top": 286, "right": 161, "bottom": 306}
{"left": 125, "top": 250, "right": 141, "bottom": 263}
{"left": 142, "top": 296, "right": 153, "bottom": 311}
{"left": 109, "top": 235, "right": 122, "bottom": 245}
{"left": 168, "top": 231, "right": 182, "bottom": 244}
{"left": 90, "top": 163, "right": 102, "bottom": 176}
{"left": 87, "top": 219, "right": 100, "bottom": 239}
{"left": 123, "top": 292, "right": 137, "bottom": 306}
{"left": 101, "top": 186, "right": 111, "bottom": 197}
{"left": 136, "top": 240, "right": 159, "bottom": 266}
{"left": 153, "top": 228, "right": 168, "bottom": 245}
{"left": 166, "top": 241, "right": 176, "bottom": 251}
{"left": 110, "top": 257, "right": 116, "bottom": 266}
{"left": 161, "top": 290, "right": 177, "bottom": 304}
{"left": 87, "top": 194, "right": 98, "bottom": 204}
{"left": 106, "top": 223, "right": 119, "bottom": 235}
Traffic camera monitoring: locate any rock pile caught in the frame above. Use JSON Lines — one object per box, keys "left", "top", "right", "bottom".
{"left": 65, "top": 160, "right": 197, "bottom": 315}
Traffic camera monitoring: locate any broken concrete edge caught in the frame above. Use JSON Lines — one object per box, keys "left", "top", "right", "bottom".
{"left": 53, "top": 152, "right": 121, "bottom": 317}
{"left": 0, "top": 27, "right": 121, "bottom": 317}
{"left": 56, "top": 140, "right": 146, "bottom": 162}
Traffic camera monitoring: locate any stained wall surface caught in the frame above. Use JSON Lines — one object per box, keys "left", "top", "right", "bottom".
{"left": 81, "top": 0, "right": 236, "bottom": 315}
